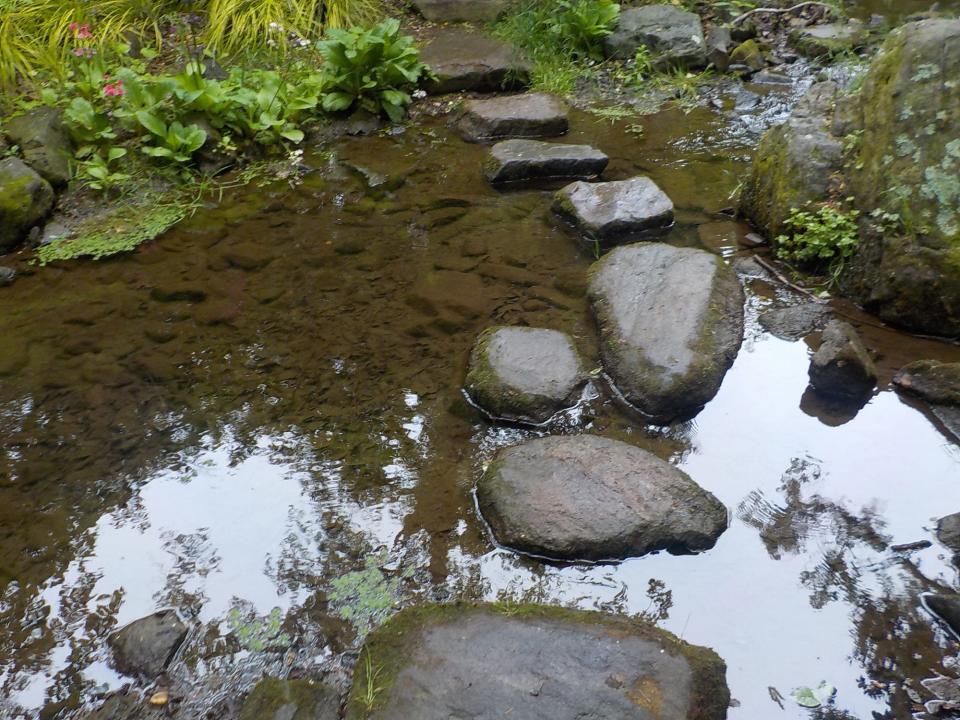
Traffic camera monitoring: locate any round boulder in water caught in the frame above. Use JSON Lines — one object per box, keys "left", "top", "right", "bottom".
{"left": 465, "top": 326, "right": 586, "bottom": 424}
{"left": 477, "top": 434, "right": 727, "bottom": 561}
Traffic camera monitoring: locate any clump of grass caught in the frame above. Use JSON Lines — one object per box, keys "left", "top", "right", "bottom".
{"left": 354, "top": 649, "right": 386, "bottom": 715}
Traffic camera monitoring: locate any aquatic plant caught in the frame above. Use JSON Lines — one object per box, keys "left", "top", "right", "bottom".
{"left": 326, "top": 550, "right": 409, "bottom": 639}
{"left": 776, "top": 204, "right": 860, "bottom": 283}
{"left": 225, "top": 605, "right": 292, "bottom": 651}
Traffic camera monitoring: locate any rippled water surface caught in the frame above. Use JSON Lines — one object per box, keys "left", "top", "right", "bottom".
{"left": 1, "top": 41, "right": 959, "bottom": 720}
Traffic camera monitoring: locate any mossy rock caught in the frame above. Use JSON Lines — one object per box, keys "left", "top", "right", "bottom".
{"left": 5, "top": 107, "right": 73, "bottom": 187}
{"left": 239, "top": 677, "right": 340, "bottom": 720}
{"left": 0, "top": 157, "right": 54, "bottom": 254}
{"left": 729, "top": 39, "right": 766, "bottom": 70}
{"left": 789, "top": 21, "right": 867, "bottom": 58}
{"left": 843, "top": 19, "right": 960, "bottom": 336}
{"left": 346, "top": 603, "right": 729, "bottom": 720}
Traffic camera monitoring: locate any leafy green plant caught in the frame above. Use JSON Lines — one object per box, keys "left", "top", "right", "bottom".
{"left": 74, "top": 147, "right": 129, "bottom": 192}
{"left": 317, "top": 18, "right": 429, "bottom": 122}
{"left": 776, "top": 204, "right": 860, "bottom": 283}
{"left": 64, "top": 96, "right": 117, "bottom": 146}
{"left": 137, "top": 112, "right": 207, "bottom": 163}
{"left": 549, "top": 0, "right": 619, "bottom": 61}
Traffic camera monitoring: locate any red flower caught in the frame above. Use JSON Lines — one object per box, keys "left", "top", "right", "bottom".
{"left": 103, "top": 80, "right": 125, "bottom": 97}
{"left": 76, "top": 24, "right": 93, "bottom": 40}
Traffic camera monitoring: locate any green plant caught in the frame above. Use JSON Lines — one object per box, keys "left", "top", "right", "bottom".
{"left": 74, "top": 147, "right": 129, "bottom": 192}
{"left": 63, "top": 96, "right": 117, "bottom": 146}
{"left": 354, "top": 649, "right": 386, "bottom": 715}
{"left": 549, "top": 0, "right": 619, "bottom": 61}
{"left": 317, "top": 18, "right": 429, "bottom": 122}
{"left": 137, "top": 113, "right": 207, "bottom": 163}
{"left": 776, "top": 204, "right": 860, "bottom": 283}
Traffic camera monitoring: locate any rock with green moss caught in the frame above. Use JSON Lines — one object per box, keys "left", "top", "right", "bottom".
{"left": 477, "top": 434, "right": 727, "bottom": 561}
{"left": 789, "top": 21, "right": 866, "bottom": 58}
{"left": 5, "top": 107, "right": 73, "bottom": 187}
{"left": 587, "top": 243, "right": 744, "bottom": 422}
{"left": 0, "top": 157, "right": 54, "bottom": 254}
{"left": 844, "top": 19, "right": 960, "bottom": 336}
{"left": 239, "top": 677, "right": 340, "bottom": 720}
{"left": 346, "top": 603, "right": 730, "bottom": 720}
{"left": 738, "top": 81, "right": 844, "bottom": 240}
{"left": 729, "top": 39, "right": 766, "bottom": 71}
{"left": 465, "top": 326, "right": 586, "bottom": 424}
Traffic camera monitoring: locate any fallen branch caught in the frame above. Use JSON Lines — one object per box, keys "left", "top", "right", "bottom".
{"left": 732, "top": 2, "right": 838, "bottom": 25}
{"left": 753, "top": 255, "right": 822, "bottom": 300}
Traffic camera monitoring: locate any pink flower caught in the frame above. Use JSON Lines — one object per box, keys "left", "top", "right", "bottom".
{"left": 72, "top": 47, "right": 85, "bottom": 57}
{"left": 76, "top": 24, "right": 93, "bottom": 40}
{"left": 68, "top": 22, "right": 78, "bottom": 32}
{"left": 103, "top": 80, "right": 124, "bottom": 97}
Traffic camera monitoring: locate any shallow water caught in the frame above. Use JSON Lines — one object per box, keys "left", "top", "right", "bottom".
{"left": 1, "top": 42, "right": 960, "bottom": 720}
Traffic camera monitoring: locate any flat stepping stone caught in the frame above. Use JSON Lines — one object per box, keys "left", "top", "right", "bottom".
{"left": 477, "top": 434, "right": 728, "bottom": 561}
{"left": 421, "top": 30, "right": 531, "bottom": 94}
{"left": 347, "top": 604, "right": 730, "bottom": 720}
{"left": 456, "top": 92, "right": 568, "bottom": 142}
{"left": 553, "top": 176, "right": 674, "bottom": 243}
{"left": 465, "top": 326, "right": 586, "bottom": 423}
{"left": 412, "top": 0, "right": 512, "bottom": 22}
{"left": 484, "top": 139, "right": 608, "bottom": 185}
{"left": 588, "top": 244, "right": 744, "bottom": 421}
{"left": 604, "top": 5, "right": 708, "bottom": 68}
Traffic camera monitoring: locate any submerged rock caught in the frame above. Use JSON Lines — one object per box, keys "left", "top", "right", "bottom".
{"left": 0, "top": 266, "right": 16, "bottom": 288}
{"left": 553, "top": 176, "right": 674, "bottom": 243}
{"left": 808, "top": 320, "right": 877, "bottom": 400}
{"left": 0, "top": 157, "right": 55, "bottom": 254}
{"left": 347, "top": 604, "right": 730, "bottom": 720}
{"left": 456, "top": 93, "right": 568, "bottom": 142}
{"left": 923, "top": 593, "right": 960, "bottom": 639}
{"left": 465, "top": 326, "right": 586, "bottom": 424}
{"left": 477, "top": 435, "right": 727, "bottom": 561}
{"left": 4, "top": 107, "right": 73, "bottom": 187}
{"left": 484, "top": 139, "right": 608, "bottom": 185}
{"left": 604, "top": 5, "right": 708, "bottom": 69}
{"left": 108, "top": 610, "right": 187, "bottom": 679}
{"left": 411, "top": 0, "right": 511, "bottom": 22}
{"left": 239, "top": 677, "right": 340, "bottom": 720}
{"left": 587, "top": 243, "right": 744, "bottom": 421}
{"left": 739, "top": 81, "right": 844, "bottom": 240}
{"left": 421, "top": 30, "right": 531, "bottom": 94}
{"left": 759, "top": 302, "right": 833, "bottom": 341}
{"left": 894, "top": 360, "right": 960, "bottom": 406}
{"left": 79, "top": 692, "right": 164, "bottom": 720}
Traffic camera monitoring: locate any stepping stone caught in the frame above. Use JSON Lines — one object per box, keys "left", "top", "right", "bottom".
{"left": 347, "top": 604, "right": 730, "bottom": 720}
{"left": 484, "top": 139, "right": 608, "bottom": 185}
{"left": 808, "top": 320, "right": 877, "bottom": 400}
{"left": 587, "top": 244, "right": 744, "bottom": 421}
{"left": 894, "top": 359, "right": 960, "bottom": 406}
{"left": 553, "top": 176, "right": 674, "bottom": 243}
{"left": 604, "top": 5, "right": 708, "bottom": 69}
{"left": 477, "top": 434, "right": 728, "bottom": 561}
{"left": 790, "top": 21, "right": 866, "bottom": 58}
{"left": 421, "top": 30, "right": 531, "bottom": 94}
{"left": 759, "top": 302, "right": 833, "bottom": 341}
{"left": 456, "top": 92, "right": 568, "bottom": 142}
{"left": 411, "top": 0, "right": 512, "bottom": 22}
{"left": 108, "top": 610, "right": 187, "bottom": 679}
{"left": 465, "top": 326, "right": 586, "bottom": 424}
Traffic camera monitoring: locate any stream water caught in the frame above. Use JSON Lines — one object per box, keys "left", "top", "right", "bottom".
{"left": 2, "top": 8, "right": 960, "bottom": 718}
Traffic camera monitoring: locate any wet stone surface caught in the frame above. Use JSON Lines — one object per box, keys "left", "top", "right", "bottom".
{"left": 808, "top": 320, "right": 878, "bottom": 400}
{"left": 420, "top": 30, "right": 531, "bottom": 94}
{"left": 456, "top": 93, "right": 569, "bottom": 143}
{"left": 604, "top": 5, "right": 707, "bottom": 68}
{"left": 484, "top": 139, "right": 608, "bottom": 185}
{"left": 759, "top": 302, "right": 833, "bottom": 341}
{"left": 476, "top": 435, "right": 728, "bottom": 561}
{"left": 465, "top": 326, "right": 586, "bottom": 424}
{"left": 108, "top": 611, "right": 188, "bottom": 679}
{"left": 554, "top": 177, "right": 674, "bottom": 244}
{"left": 349, "top": 605, "right": 730, "bottom": 720}
{"left": 238, "top": 677, "right": 340, "bottom": 720}
{"left": 411, "top": 0, "right": 511, "bottom": 22}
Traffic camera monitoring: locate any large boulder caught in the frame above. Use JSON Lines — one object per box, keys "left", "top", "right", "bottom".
{"left": 587, "top": 243, "right": 744, "bottom": 421}
{"left": 739, "top": 81, "right": 844, "bottom": 240}
{"left": 807, "top": 320, "right": 877, "bottom": 400}
{"left": 0, "top": 157, "right": 55, "bottom": 254}
{"left": 411, "top": 0, "right": 511, "bottom": 22}
{"left": 108, "top": 610, "right": 188, "bottom": 679}
{"left": 789, "top": 21, "right": 867, "bottom": 58}
{"left": 465, "top": 326, "right": 586, "bottom": 424}
{"left": 553, "top": 176, "right": 674, "bottom": 244}
{"left": 604, "top": 5, "right": 708, "bottom": 69}
{"left": 844, "top": 19, "right": 960, "bottom": 336}
{"left": 421, "top": 30, "right": 531, "bottom": 94}
{"left": 937, "top": 512, "right": 960, "bottom": 553}
{"left": 456, "top": 93, "right": 568, "bottom": 142}
{"left": 484, "top": 139, "right": 608, "bottom": 185}
{"left": 239, "top": 678, "right": 340, "bottom": 720}
{"left": 476, "top": 435, "right": 728, "bottom": 561}
{"left": 4, "top": 107, "right": 73, "bottom": 187}
{"left": 347, "top": 604, "right": 730, "bottom": 720}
